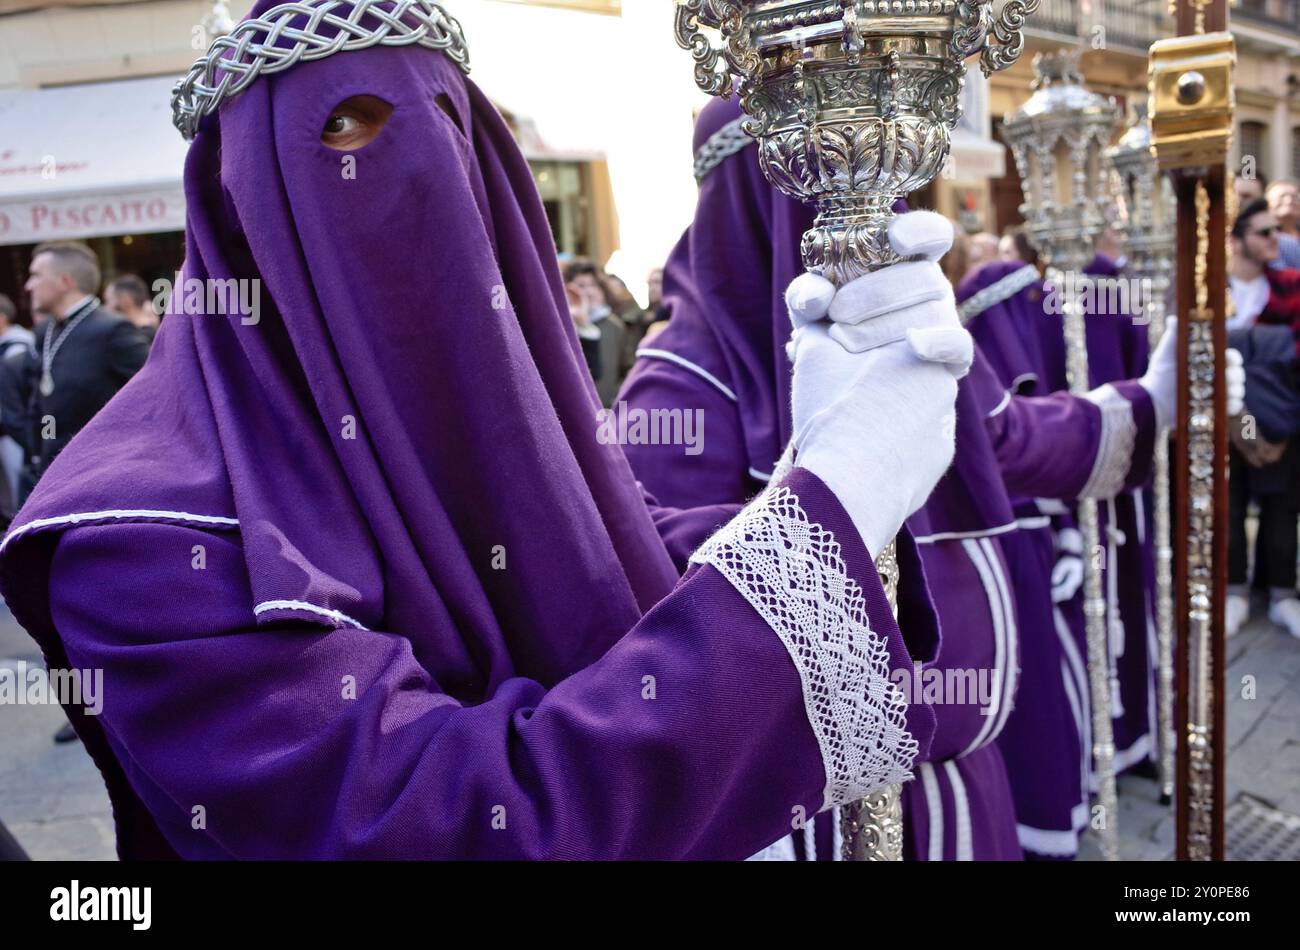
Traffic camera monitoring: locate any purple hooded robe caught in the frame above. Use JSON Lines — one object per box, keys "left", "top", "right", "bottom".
{"left": 0, "top": 6, "right": 942, "bottom": 859}
{"left": 618, "top": 98, "right": 1157, "bottom": 861}
{"left": 964, "top": 251, "right": 1160, "bottom": 857}
{"left": 962, "top": 259, "right": 1093, "bottom": 858}
{"left": 1038, "top": 254, "right": 1160, "bottom": 783}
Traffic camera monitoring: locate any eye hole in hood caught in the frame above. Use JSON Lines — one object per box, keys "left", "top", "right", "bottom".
{"left": 321, "top": 94, "right": 395, "bottom": 151}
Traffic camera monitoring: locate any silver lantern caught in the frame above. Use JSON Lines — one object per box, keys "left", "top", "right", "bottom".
{"left": 676, "top": 0, "right": 1041, "bottom": 283}
{"left": 673, "top": 0, "right": 1041, "bottom": 863}
{"left": 1001, "top": 49, "right": 1123, "bottom": 861}
{"left": 1107, "top": 104, "right": 1177, "bottom": 809}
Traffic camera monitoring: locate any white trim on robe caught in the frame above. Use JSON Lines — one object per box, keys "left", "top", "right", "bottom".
{"left": 919, "top": 762, "right": 945, "bottom": 861}
{"left": 1088, "top": 733, "right": 1154, "bottom": 793}
{"left": 0, "top": 508, "right": 240, "bottom": 553}
{"left": 1017, "top": 822, "right": 1082, "bottom": 857}
{"left": 1055, "top": 605, "right": 1093, "bottom": 818}
{"left": 986, "top": 390, "right": 1012, "bottom": 418}
{"left": 912, "top": 521, "right": 1020, "bottom": 544}
{"left": 981, "top": 537, "right": 1019, "bottom": 743}
{"left": 635, "top": 349, "right": 739, "bottom": 402}
{"left": 253, "top": 599, "right": 370, "bottom": 631}
{"left": 942, "top": 760, "right": 974, "bottom": 860}
{"left": 959, "top": 538, "right": 1010, "bottom": 756}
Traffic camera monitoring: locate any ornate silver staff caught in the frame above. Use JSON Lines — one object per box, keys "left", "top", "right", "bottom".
{"left": 1107, "top": 104, "right": 1177, "bottom": 806}
{"left": 1001, "top": 50, "right": 1123, "bottom": 861}
{"left": 1149, "top": 11, "right": 1236, "bottom": 862}
{"left": 673, "top": 0, "right": 1041, "bottom": 862}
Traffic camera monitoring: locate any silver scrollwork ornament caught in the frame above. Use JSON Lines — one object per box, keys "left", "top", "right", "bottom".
{"left": 675, "top": 0, "right": 1039, "bottom": 285}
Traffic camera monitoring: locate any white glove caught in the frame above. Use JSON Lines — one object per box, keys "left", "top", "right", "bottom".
{"left": 1051, "top": 527, "right": 1084, "bottom": 604}
{"left": 787, "top": 212, "right": 971, "bottom": 377}
{"left": 1226, "top": 348, "right": 1245, "bottom": 417}
{"left": 1051, "top": 555, "right": 1084, "bottom": 604}
{"left": 1139, "top": 318, "right": 1247, "bottom": 427}
{"left": 789, "top": 321, "right": 963, "bottom": 556}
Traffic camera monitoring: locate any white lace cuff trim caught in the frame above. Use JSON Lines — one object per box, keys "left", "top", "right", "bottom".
{"left": 1080, "top": 384, "right": 1138, "bottom": 500}
{"left": 689, "top": 485, "right": 918, "bottom": 812}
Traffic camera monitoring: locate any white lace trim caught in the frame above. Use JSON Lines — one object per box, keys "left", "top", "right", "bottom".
{"left": 1080, "top": 384, "right": 1138, "bottom": 499}
{"left": 689, "top": 485, "right": 918, "bottom": 812}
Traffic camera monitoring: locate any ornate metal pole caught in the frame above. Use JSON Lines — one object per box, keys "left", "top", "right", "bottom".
{"left": 1148, "top": 1, "right": 1234, "bottom": 861}
{"left": 1107, "top": 106, "right": 1177, "bottom": 805}
{"left": 673, "top": 0, "right": 1040, "bottom": 861}
{"left": 1001, "top": 50, "right": 1123, "bottom": 860}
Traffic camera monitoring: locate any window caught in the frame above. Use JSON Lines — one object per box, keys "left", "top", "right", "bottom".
{"left": 1239, "top": 120, "right": 1268, "bottom": 180}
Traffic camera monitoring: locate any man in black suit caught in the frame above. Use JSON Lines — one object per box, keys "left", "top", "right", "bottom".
{"left": 19, "top": 242, "right": 150, "bottom": 501}
{"left": 16, "top": 242, "right": 149, "bottom": 743}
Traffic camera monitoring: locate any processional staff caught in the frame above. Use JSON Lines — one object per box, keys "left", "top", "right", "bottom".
{"left": 1147, "top": 0, "right": 1235, "bottom": 862}
{"left": 1000, "top": 50, "right": 1125, "bottom": 861}
{"left": 1107, "top": 106, "right": 1178, "bottom": 808}
{"left": 671, "top": 0, "right": 1042, "bottom": 861}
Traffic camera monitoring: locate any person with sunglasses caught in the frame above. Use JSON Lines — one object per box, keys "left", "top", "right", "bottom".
{"left": 1226, "top": 197, "right": 1300, "bottom": 639}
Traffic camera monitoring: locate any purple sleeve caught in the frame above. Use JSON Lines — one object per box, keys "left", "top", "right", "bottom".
{"left": 643, "top": 493, "right": 741, "bottom": 572}
{"left": 47, "top": 479, "right": 932, "bottom": 860}
{"left": 618, "top": 357, "right": 754, "bottom": 570}
{"left": 987, "top": 378, "right": 1156, "bottom": 500}
{"left": 618, "top": 357, "right": 757, "bottom": 509}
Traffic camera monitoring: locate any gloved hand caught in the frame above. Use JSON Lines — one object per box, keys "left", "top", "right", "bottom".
{"left": 786, "top": 212, "right": 970, "bottom": 376}
{"left": 788, "top": 320, "right": 965, "bottom": 556}
{"left": 1139, "top": 317, "right": 1246, "bottom": 427}
{"left": 1227, "top": 348, "right": 1245, "bottom": 417}
{"left": 1051, "top": 527, "right": 1085, "bottom": 605}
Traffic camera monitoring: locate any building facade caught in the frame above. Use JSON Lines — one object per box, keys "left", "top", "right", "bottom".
{"left": 0, "top": 0, "right": 708, "bottom": 317}
{"left": 983, "top": 0, "right": 1300, "bottom": 235}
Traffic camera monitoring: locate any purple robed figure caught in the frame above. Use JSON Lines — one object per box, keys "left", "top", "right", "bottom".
{"left": 0, "top": 2, "right": 947, "bottom": 859}
{"left": 1037, "top": 253, "right": 1160, "bottom": 784}
{"left": 961, "top": 259, "right": 1094, "bottom": 858}
{"left": 619, "top": 99, "right": 1159, "bottom": 860}
{"left": 962, "top": 251, "right": 1160, "bottom": 858}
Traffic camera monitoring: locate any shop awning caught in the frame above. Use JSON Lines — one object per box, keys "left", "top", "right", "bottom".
{"left": 0, "top": 75, "right": 189, "bottom": 245}
{"left": 949, "top": 128, "right": 1007, "bottom": 181}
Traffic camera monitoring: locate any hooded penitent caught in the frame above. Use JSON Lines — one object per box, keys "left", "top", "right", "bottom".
{"left": 622, "top": 96, "right": 1024, "bottom": 861}
{"left": 622, "top": 97, "right": 1159, "bottom": 861}
{"left": 962, "top": 259, "right": 1094, "bottom": 859}
{"left": 1, "top": 3, "right": 937, "bottom": 859}
{"left": 8, "top": 4, "right": 681, "bottom": 683}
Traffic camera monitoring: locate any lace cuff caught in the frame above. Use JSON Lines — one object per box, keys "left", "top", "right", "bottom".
{"left": 1080, "top": 384, "right": 1138, "bottom": 500}
{"left": 689, "top": 485, "right": 919, "bottom": 812}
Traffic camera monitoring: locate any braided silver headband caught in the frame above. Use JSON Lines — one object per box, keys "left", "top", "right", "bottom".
{"left": 693, "top": 117, "right": 753, "bottom": 183}
{"left": 171, "top": 0, "right": 470, "bottom": 140}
